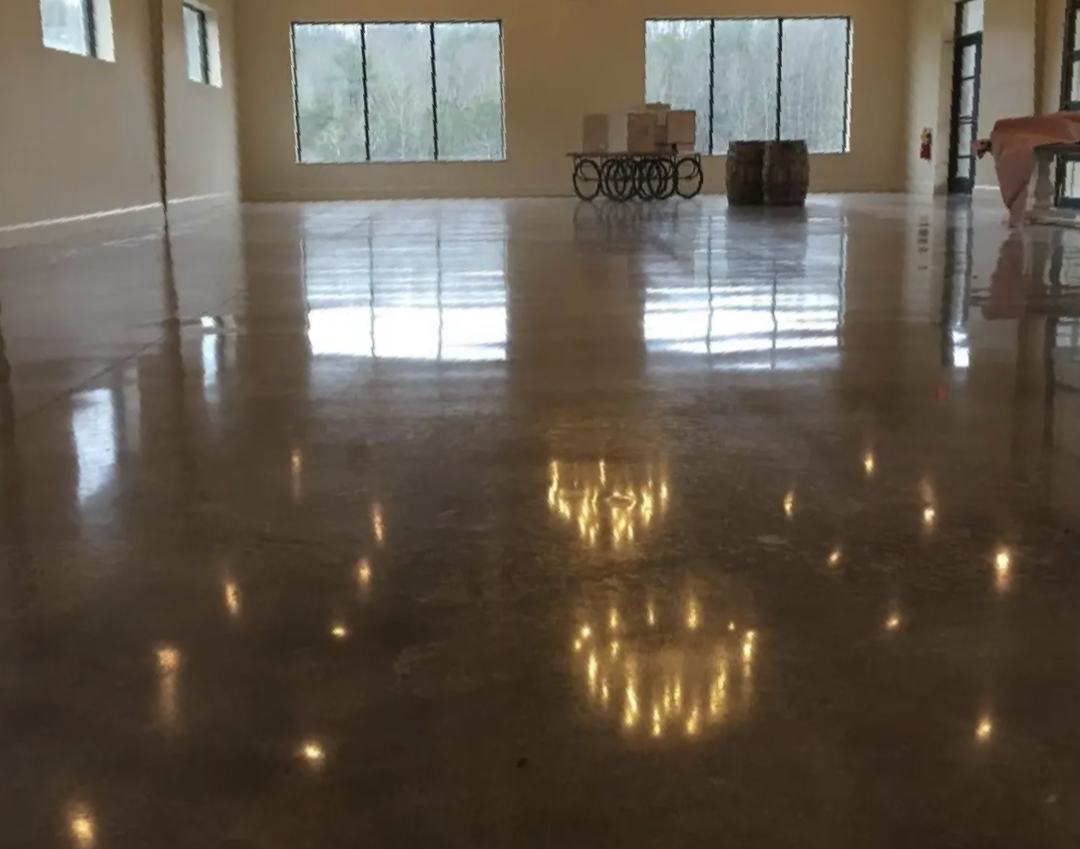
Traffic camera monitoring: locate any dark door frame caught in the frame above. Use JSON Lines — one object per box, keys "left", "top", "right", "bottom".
{"left": 948, "top": 5, "right": 982, "bottom": 195}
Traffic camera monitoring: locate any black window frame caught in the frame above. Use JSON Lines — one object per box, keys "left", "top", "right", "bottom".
{"left": 947, "top": 0, "right": 983, "bottom": 194}
{"left": 644, "top": 16, "right": 853, "bottom": 155}
{"left": 1058, "top": 0, "right": 1080, "bottom": 207}
{"left": 40, "top": 0, "right": 98, "bottom": 58}
{"left": 290, "top": 20, "right": 507, "bottom": 165}
{"left": 183, "top": 3, "right": 211, "bottom": 85}
{"left": 1064, "top": 0, "right": 1080, "bottom": 111}
{"left": 84, "top": 0, "right": 97, "bottom": 57}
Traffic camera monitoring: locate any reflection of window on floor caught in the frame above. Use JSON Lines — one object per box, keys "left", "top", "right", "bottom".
{"left": 940, "top": 203, "right": 973, "bottom": 370}
{"left": 1062, "top": 161, "right": 1080, "bottom": 204}
{"left": 951, "top": 328, "right": 970, "bottom": 369}
{"left": 73, "top": 388, "right": 116, "bottom": 504}
{"left": 304, "top": 216, "right": 507, "bottom": 361}
{"left": 643, "top": 227, "right": 846, "bottom": 370}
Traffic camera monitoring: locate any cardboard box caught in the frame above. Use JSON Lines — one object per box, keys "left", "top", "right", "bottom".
{"left": 606, "top": 111, "right": 657, "bottom": 153}
{"left": 582, "top": 113, "right": 609, "bottom": 152}
{"left": 627, "top": 111, "right": 657, "bottom": 153}
{"left": 666, "top": 110, "right": 696, "bottom": 146}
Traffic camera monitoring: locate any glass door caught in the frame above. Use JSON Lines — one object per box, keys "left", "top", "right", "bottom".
{"left": 948, "top": 0, "right": 983, "bottom": 195}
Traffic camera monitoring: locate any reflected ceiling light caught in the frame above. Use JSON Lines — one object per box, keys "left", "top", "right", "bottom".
{"left": 156, "top": 645, "right": 181, "bottom": 674}
{"left": 68, "top": 804, "right": 95, "bottom": 848}
{"left": 686, "top": 599, "right": 701, "bottom": 631}
{"left": 290, "top": 448, "right": 303, "bottom": 501}
{"left": 155, "top": 645, "right": 181, "bottom": 732}
{"left": 646, "top": 603, "right": 656, "bottom": 627}
{"left": 224, "top": 578, "right": 240, "bottom": 619}
{"left": 863, "top": 452, "right": 876, "bottom": 477}
{"left": 922, "top": 505, "right": 936, "bottom": 527}
{"left": 742, "top": 631, "right": 756, "bottom": 661}
{"left": 994, "top": 547, "right": 1012, "bottom": 593}
{"left": 301, "top": 740, "right": 326, "bottom": 766}
{"left": 783, "top": 491, "right": 795, "bottom": 518}
{"left": 975, "top": 717, "right": 993, "bottom": 742}
{"left": 608, "top": 608, "right": 619, "bottom": 631}
{"left": 356, "top": 557, "right": 372, "bottom": 588}
{"left": 827, "top": 547, "right": 842, "bottom": 567}
{"left": 685, "top": 705, "right": 701, "bottom": 737}
{"left": 372, "top": 503, "right": 385, "bottom": 546}
{"left": 885, "top": 612, "right": 902, "bottom": 632}
{"left": 331, "top": 623, "right": 349, "bottom": 640}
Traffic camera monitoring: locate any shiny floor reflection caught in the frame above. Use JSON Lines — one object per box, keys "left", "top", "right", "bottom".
{"left": 3, "top": 196, "right": 1080, "bottom": 846}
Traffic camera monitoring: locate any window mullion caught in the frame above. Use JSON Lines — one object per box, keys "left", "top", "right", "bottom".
{"left": 361, "top": 25, "right": 371, "bottom": 161}
{"left": 843, "top": 18, "right": 852, "bottom": 152}
{"left": 775, "top": 18, "right": 783, "bottom": 142}
{"left": 86, "top": 0, "right": 97, "bottom": 58}
{"left": 200, "top": 11, "right": 210, "bottom": 83}
{"left": 708, "top": 20, "right": 715, "bottom": 155}
{"left": 430, "top": 22, "right": 439, "bottom": 161}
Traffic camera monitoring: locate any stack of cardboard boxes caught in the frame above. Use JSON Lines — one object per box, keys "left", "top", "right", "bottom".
{"left": 581, "top": 104, "right": 696, "bottom": 154}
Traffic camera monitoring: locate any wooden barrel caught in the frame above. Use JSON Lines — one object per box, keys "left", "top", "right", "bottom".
{"left": 726, "top": 141, "right": 766, "bottom": 206}
{"left": 764, "top": 140, "right": 810, "bottom": 206}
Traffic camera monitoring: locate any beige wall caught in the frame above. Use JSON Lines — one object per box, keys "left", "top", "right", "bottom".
{"left": 236, "top": 0, "right": 910, "bottom": 200}
{"left": 904, "top": 0, "right": 953, "bottom": 193}
{"left": 0, "top": 0, "right": 238, "bottom": 234}
{"left": 974, "top": 0, "right": 1037, "bottom": 187}
{"left": 904, "top": 0, "right": 1069, "bottom": 195}
{"left": 1041, "top": 0, "right": 1067, "bottom": 114}
{"left": 165, "top": 0, "right": 240, "bottom": 200}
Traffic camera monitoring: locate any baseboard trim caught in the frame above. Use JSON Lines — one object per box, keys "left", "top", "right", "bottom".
{"left": 0, "top": 202, "right": 163, "bottom": 247}
{"left": 169, "top": 191, "right": 237, "bottom": 206}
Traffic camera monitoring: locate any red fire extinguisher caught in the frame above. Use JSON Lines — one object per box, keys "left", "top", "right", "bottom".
{"left": 920, "top": 128, "right": 933, "bottom": 161}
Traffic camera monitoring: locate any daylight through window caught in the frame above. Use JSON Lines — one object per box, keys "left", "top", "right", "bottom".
{"left": 645, "top": 17, "right": 852, "bottom": 154}
{"left": 183, "top": 4, "right": 210, "bottom": 83}
{"left": 292, "top": 21, "right": 505, "bottom": 163}
{"left": 40, "top": 0, "right": 95, "bottom": 57}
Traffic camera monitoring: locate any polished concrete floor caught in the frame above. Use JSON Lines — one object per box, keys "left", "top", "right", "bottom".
{"left": 2, "top": 195, "right": 1080, "bottom": 847}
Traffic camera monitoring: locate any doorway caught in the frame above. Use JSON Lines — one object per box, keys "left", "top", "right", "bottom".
{"left": 948, "top": 0, "right": 983, "bottom": 195}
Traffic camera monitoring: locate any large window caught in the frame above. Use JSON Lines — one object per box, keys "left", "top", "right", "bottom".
{"left": 292, "top": 21, "right": 505, "bottom": 163}
{"left": 40, "top": 0, "right": 95, "bottom": 57}
{"left": 645, "top": 17, "right": 852, "bottom": 154}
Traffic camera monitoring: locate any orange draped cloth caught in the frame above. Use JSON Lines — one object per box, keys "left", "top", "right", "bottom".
{"left": 987, "top": 111, "right": 1080, "bottom": 225}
